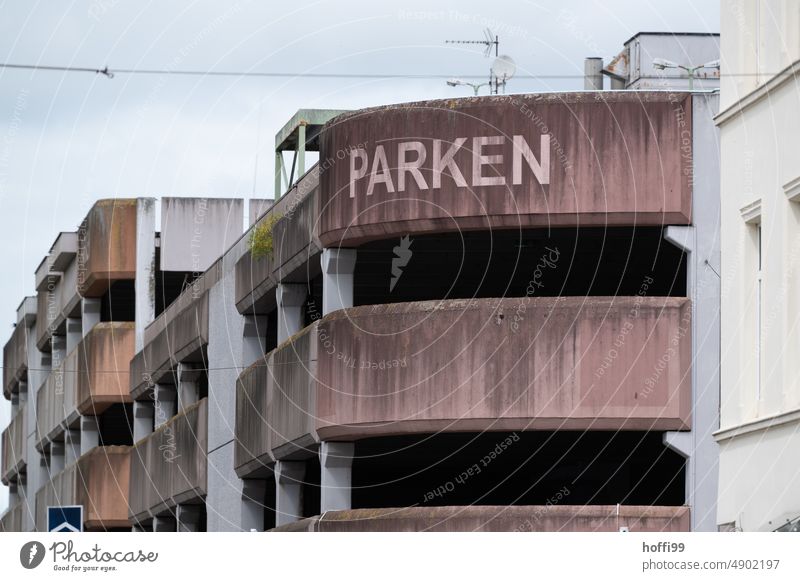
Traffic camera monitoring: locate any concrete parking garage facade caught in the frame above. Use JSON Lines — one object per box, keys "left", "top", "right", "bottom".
{"left": 2, "top": 90, "right": 720, "bottom": 532}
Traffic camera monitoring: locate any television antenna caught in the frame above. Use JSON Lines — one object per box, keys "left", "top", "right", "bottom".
{"left": 445, "top": 28, "right": 499, "bottom": 58}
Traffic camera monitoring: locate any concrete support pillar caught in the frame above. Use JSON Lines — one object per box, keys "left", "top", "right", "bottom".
{"left": 81, "top": 298, "right": 102, "bottom": 337}
{"left": 276, "top": 283, "right": 307, "bottom": 343}
{"left": 176, "top": 505, "right": 203, "bottom": 532}
{"left": 66, "top": 317, "right": 82, "bottom": 354}
{"left": 177, "top": 363, "right": 201, "bottom": 413}
{"left": 274, "top": 152, "right": 283, "bottom": 199}
{"left": 242, "top": 479, "right": 267, "bottom": 532}
{"left": 131, "top": 523, "right": 148, "bottom": 532}
{"left": 18, "top": 382, "right": 28, "bottom": 406}
{"left": 319, "top": 442, "right": 354, "bottom": 512}
{"left": 51, "top": 334, "right": 67, "bottom": 372}
{"left": 274, "top": 461, "right": 305, "bottom": 526}
{"left": 49, "top": 442, "right": 65, "bottom": 475}
{"left": 133, "top": 400, "right": 154, "bottom": 442}
{"left": 152, "top": 515, "right": 176, "bottom": 532}
{"left": 321, "top": 248, "right": 356, "bottom": 315}
{"left": 135, "top": 198, "right": 157, "bottom": 352}
{"left": 297, "top": 123, "right": 307, "bottom": 177}
{"left": 8, "top": 483, "right": 18, "bottom": 506}
{"left": 242, "top": 315, "right": 268, "bottom": 366}
{"left": 80, "top": 416, "right": 100, "bottom": 455}
{"left": 64, "top": 429, "right": 81, "bottom": 465}
{"left": 154, "top": 383, "right": 177, "bottom": 428}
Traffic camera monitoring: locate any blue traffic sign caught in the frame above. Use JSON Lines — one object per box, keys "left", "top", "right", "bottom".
{"left": 47, "top": 506, "right": 83, "bottom": 532}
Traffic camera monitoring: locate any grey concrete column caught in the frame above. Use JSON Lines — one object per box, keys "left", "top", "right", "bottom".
{"left": 131, "top": 523, "right": 148, "bottom": 532}
{"left": 135, "top": 198, "right": 157, "bottom": 352}
{"left": 319, "top": 442, "right": 354, "bottom": 512}
{"left": 274, "top": 461, "right": 305, "bottom": 526}
{"left": 241, "top": 479, "right": 267, "bottom": 532}
{"left": 66, "top": 317, "right": 82, "bottom": 354}
{"left": 176, "top": 505, "right": 203, "bottom": 532}
{"left": 81, "top": 298, "right": 102, "bottom": 337}
{"left": 49, "top": 442, "right": 65, "bottom": 475}
{"left": 8, "top": 483, "right": 18, "bottom": 506}
{"left": 321, "top": 248, "right": 357, "bottom": 315}
{"left": 242, "top": 315, "right": 268, "bottom": 366}
{"left": 80, "top": 416, "right": 99, "bottom": 455}
{"left": 133, "top": 400, "right": 154, "bottom": 442}
{"left": 276, "top": 284, "right": 307, "bottom": 343}
{"left": 64, "top": 429, "right": 81, "bottom": 465}
{"left": 152, "top": 515, "right": 176, "bottom": 532}
{"left": 177, "top": 363, "right": 201, "bottom": 413}
{"left": 18, "top": 383, "right": 28, "bottom": 406}
{"left": 154, "top": 383, "right": 177, "bottom": 428}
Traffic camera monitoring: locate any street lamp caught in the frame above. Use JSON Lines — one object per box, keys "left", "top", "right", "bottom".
{"left": 652, "top": 58, "right": 720, "bottom": 90}
{"left": 447, "top": 78, "right": 490, "bottom": 96}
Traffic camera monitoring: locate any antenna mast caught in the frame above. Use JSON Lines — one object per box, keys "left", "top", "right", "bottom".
{"left": 445, "top": 27, "right": 499, "bottom": 58}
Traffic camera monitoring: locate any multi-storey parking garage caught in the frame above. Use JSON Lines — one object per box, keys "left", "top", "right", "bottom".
{"left": 1, "top": 90, "right": 720, "bottom": 532}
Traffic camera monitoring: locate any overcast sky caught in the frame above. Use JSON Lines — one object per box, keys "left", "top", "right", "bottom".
{"left": 0, "top": 0, "right": 718, "bottom": 513}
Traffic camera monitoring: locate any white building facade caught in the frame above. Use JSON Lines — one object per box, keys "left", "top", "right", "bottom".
{"left": 716, "top": 0, "right": 800, "bottom": 532}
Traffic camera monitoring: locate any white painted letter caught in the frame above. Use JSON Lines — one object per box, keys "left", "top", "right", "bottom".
{"left": 472, "top": 136, "right": 505, "bottom": 187}
{"left": 349, "top": 148, "right": 368, "bottom": 198}
{"left": 397, "top": 141, "right": 428, "bottom": 191}
{"left": 513, "top": 134, "right": 550, "bottom": 185}
{"left": 432, "top": 138, "right": 467, "bottom": 188}
{"left": 366, "top": 145, "right": 395, "bottom": 196}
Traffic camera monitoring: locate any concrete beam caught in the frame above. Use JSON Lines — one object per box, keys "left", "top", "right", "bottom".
{"left": 321, "top": 248, "right": 356, "bottom": 315}
{"left": 319, "top": 442, "right": 354, "bottom": 512}
{"left": 81, "top": 298, "right": 102, "bottom": 337}
{"left": 80, "top": 416, "right": 99, "bottom": 455}
{"left": 276, "top": 283, "right": 307, "bottom": 343}
{"left": 133, "top": 400, "right": 155, "bottom": 442}
{"left": 275, "top": 461, "right": 305, "bottom": 526}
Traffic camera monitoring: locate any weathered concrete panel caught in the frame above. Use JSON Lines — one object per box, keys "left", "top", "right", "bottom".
{"left": 319, "top": 92, "right": 693, "bottom": 246}
{"left": 130, "top": 292, "right": 210, "bottom": 398}
{"left": 235, "top": 170, "right": 319, "bottom": 314}
{"left": 3, "top": 321, "right": 28, "bottom": 397}
{"left": 34, "top": 446, "right": 131, "bottom": 531}
{"left": 235, "top": 297, "right": 691, "bottom": 476}
{"left": 274, "top": 505, "right": 690, "bottom": 532}
{"left": 128, "top": 398, "right": 208, "bottom": 522}
{"left": 1, "top": 404, "right": 26, "bottom": 484}
{"left": 36, "top": 323, "right": 135, "bottom": 448}
{"left": 0, "top": 500, "right": 25, "bottom": 532}
{"left": 77, "top": 199, "right": 138, "bottom": 297}
{"left": 160, "top": 198, "right": 243, "bottom": 272}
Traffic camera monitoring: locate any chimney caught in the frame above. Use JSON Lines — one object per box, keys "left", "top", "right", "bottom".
{"left": 584, "top": 57, "right": 603, "bottom": 90}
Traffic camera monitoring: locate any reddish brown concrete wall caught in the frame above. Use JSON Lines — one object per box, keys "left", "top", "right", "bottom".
{"left": 35, "top": 446, "right": 131, "bottom": 531}
{"left": 235, "top": 297, "right": 691, "bottom": 474}
{"left": 318, "top": 92, "right": 693, "bottom": 246}
{"left": 77, "top": 322, "right": 135, "bottom": 412}
{"left": 274, "top": 505, "right": 690, "bottom": 532}
{"left": 78, "top": 199, "right": 138, "bottom": 297}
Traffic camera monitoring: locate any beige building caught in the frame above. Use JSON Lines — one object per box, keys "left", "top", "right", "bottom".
{"left": 716, "top": 0, "right": 800, "bottom": 532}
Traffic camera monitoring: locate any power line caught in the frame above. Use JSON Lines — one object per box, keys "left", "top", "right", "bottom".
{"left": 0, "top": 62, "right": 785, "bottom": 80}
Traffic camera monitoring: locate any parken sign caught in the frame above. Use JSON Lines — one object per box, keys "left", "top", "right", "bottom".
{"left": 348, "top": 134, "right": 550, "bottom": 197}
{"left": 319, "top": 93, "right": 692, "bottom": 246}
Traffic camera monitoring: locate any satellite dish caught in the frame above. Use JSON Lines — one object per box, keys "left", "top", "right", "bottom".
{"left": 491, "top": 55, "right": 517, "bottom": 81}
